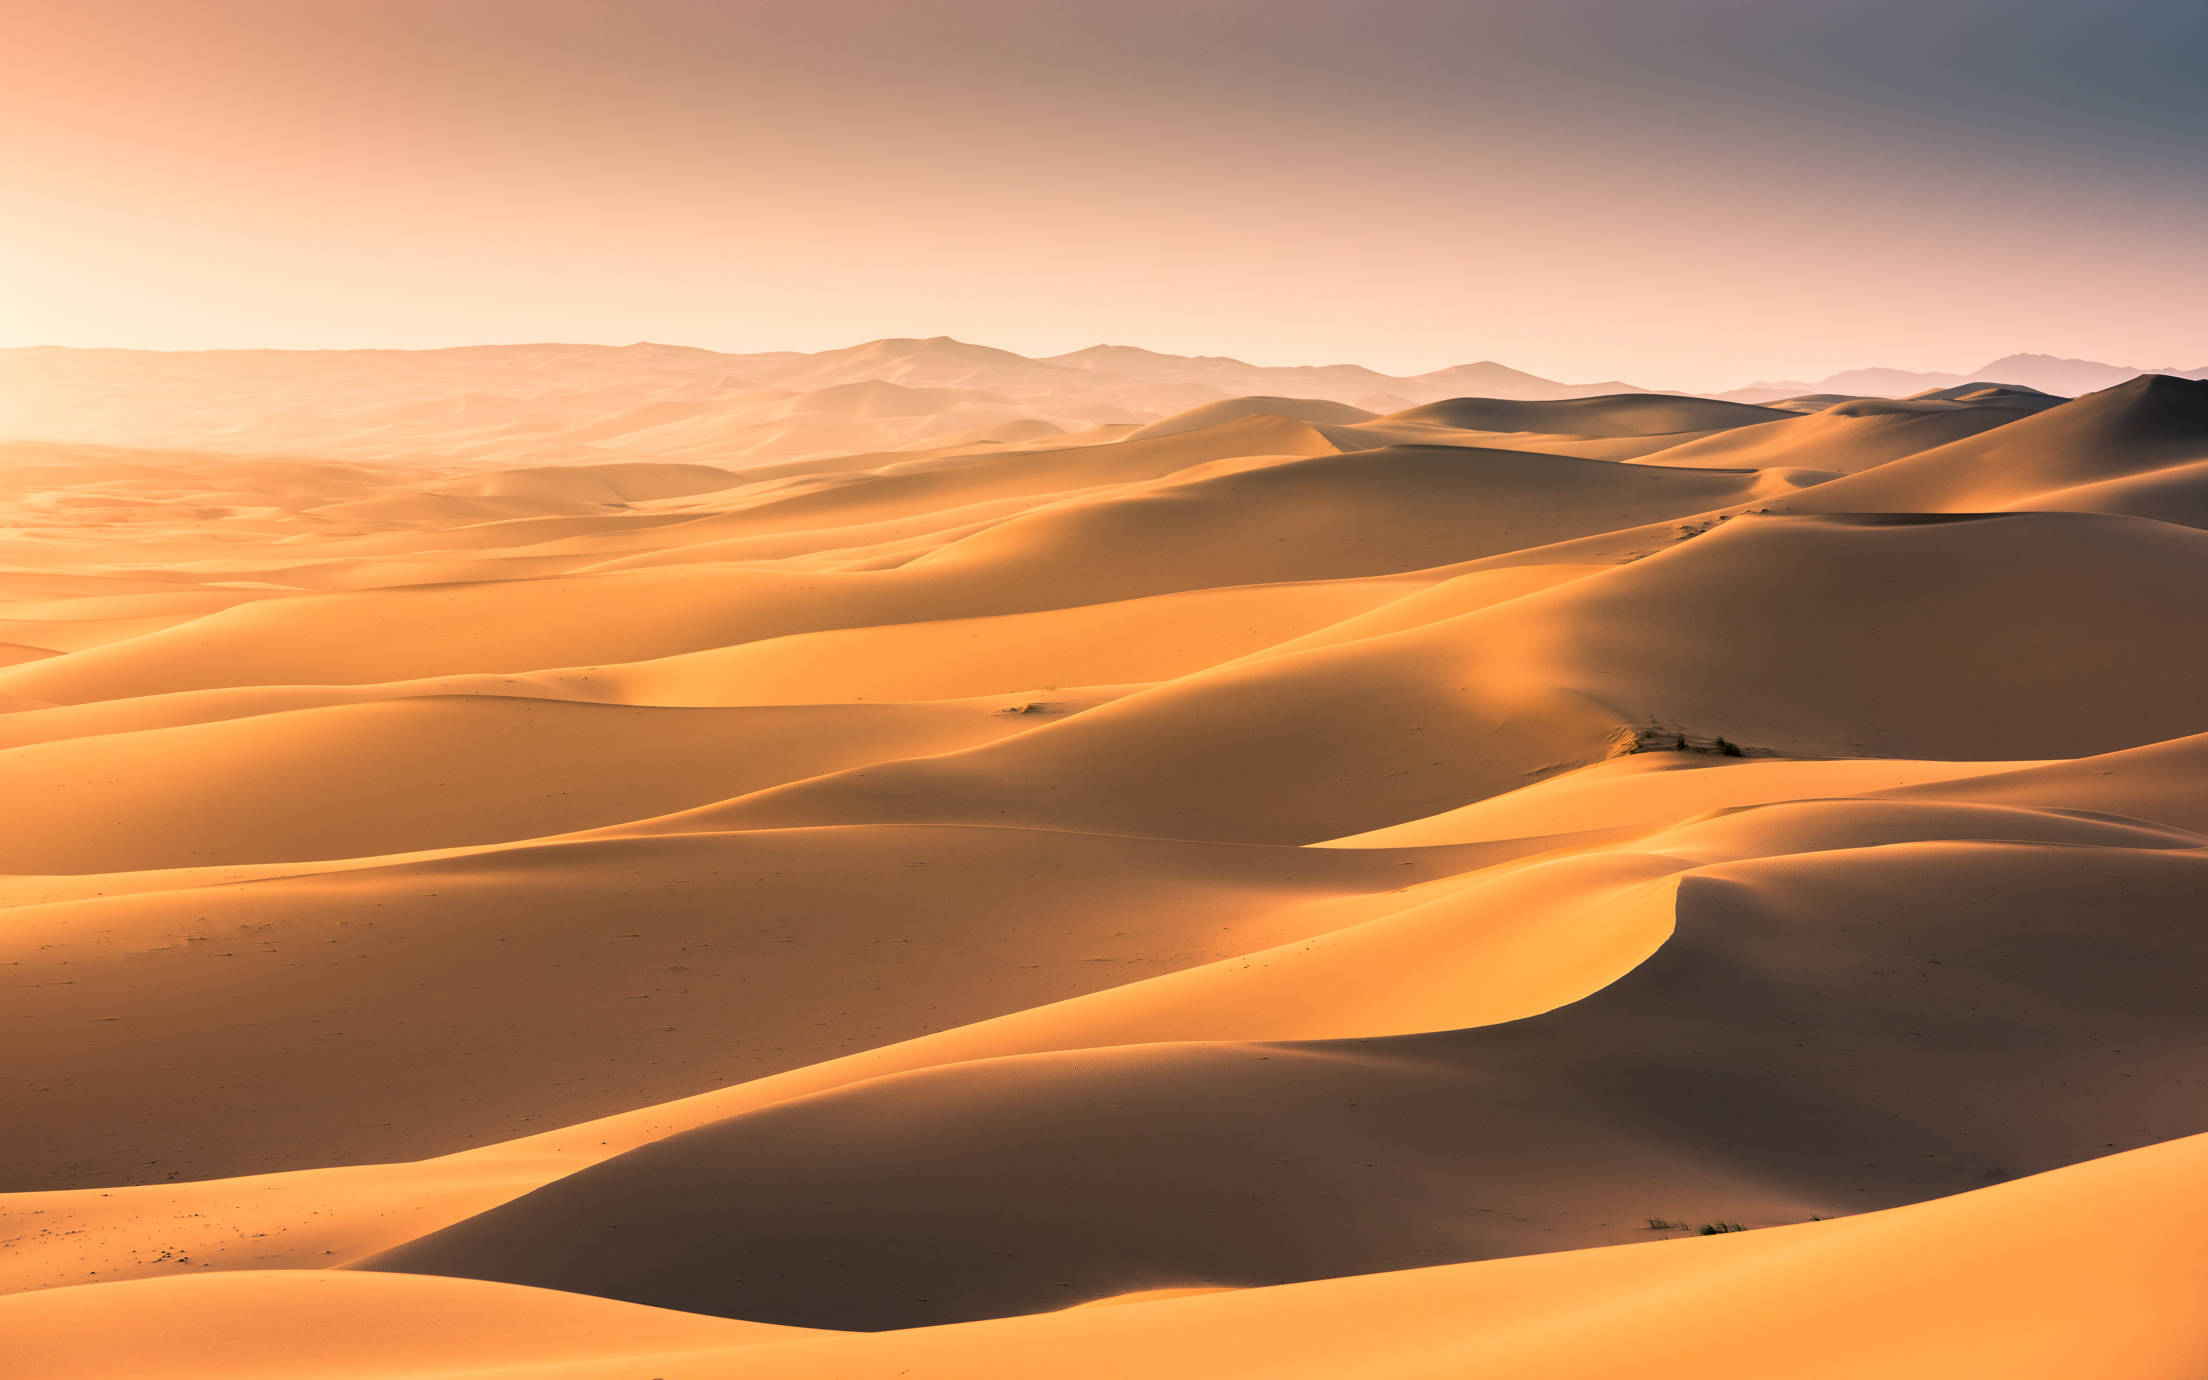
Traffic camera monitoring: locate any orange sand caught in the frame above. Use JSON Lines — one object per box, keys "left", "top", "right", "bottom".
{"left": 3, "top": 350, "right": 2204, "bottom": 1376}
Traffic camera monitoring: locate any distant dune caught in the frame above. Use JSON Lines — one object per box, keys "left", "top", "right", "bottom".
{"left": 2, "top": 362, "right": 2203, "bottom": 1378}
{"left": 0, "top": 337, "right": 1654, "bottom": 465}
{"left": 1722, "top": 353, "right": 2208, "bottom": 404}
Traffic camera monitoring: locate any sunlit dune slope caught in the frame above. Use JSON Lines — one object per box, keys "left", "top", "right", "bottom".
{"left": 3, "top": 1271, "right": 814, "bottom": 1380}
{"left": 0, "top": 696, "right": 1075, "bottom": 872}
{"left": 669, "top": 510, "right": 2208, "bottom": 843}
{"left": 0, "top": 439, "right": 1759, "bottom": 705}
{"left": 1320, "top": 752, "right": 2047, "bottom": 846}
{"left": 1875, "top": 729, "right": 2208, "bottom": 831}
{"left": 580, "top": 580, "right": 1403, "bottom": 705}
{"left": 1126, "top": 395, "right": 1378, "bottom": 439}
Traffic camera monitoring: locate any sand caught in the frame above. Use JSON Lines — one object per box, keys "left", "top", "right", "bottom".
{"left": 2, "top": 353, "right": 2202, "bottom": 1376}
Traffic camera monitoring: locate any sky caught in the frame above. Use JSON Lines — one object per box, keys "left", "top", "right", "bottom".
{"left": 4, "top": 0, "right": 2203, "bottom": 391}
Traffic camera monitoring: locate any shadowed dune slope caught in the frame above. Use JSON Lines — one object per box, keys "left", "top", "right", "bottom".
{"left": 368, "top": 839, "right": 2208, "bottom": 1327}
{"left": 2014, "top": 455, "right": 2208, "bottom": 529}
{"left": 1382, "top": 394, "right": 1790, "bottom": 437}
{"left": 627, "top": 1133, "right": 2208, "bottom": 1380}
{"left": 666, "top": 511, "right": 2208, "bottom": 843}
{"left": 0, "top": 826, "right": 1483, "bottom": 1188}
{"left": 1519, "top": 510, "right": 2208, "bottom": 759}
{"left": 17, "top": 1135, "right": 2208, "bottom": 1380}
{"left": 1782, "top": 374, "right": 2208, "bottom": 517}
{"left": 1629, "top": 397, "right": 2036, "bottom": 474}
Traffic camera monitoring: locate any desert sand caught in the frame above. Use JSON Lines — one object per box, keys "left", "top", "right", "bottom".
{"left": 2, "top": 343, "right": 2204, "bottom": 1376}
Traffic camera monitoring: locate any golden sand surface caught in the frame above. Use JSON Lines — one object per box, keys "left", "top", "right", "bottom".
{"left": 4, "top": 349, "right": 2205, "bottom": 1377}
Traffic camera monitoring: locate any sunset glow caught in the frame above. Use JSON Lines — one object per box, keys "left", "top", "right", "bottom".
{"left": 6, "top": 1, "right": 2204, "bottom": 388}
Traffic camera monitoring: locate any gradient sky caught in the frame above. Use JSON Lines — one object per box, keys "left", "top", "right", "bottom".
{"left": 5, "top": 0, "right": 2203, "bottom": 390}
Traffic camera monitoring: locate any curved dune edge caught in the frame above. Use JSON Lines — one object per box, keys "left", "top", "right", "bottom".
{"left": 8, "top": 734, "right": 2202, "bottom": 1299}
{"left": 10, "top": 1133, "right": 2206, "bottom": 1379}
{"left": 0, "top": 1271, "right": 819, "bottom": 1380}
{"left": 351, "top": 837, "right": 2206, "bottom": 1328}
{"left": 0, "top": 830, "right": 1644, "bottom": 1292}
{"left": 630, "top": 1130, "right": 2208, "bottom": 1380}
{"left": 0, "top": 825, "right": 1540, "bottom": 1187}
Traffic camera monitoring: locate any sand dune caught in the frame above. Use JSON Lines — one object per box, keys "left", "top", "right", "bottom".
{"left": 19, "top": 1134, "right": 2206, "bottom": 1380}
{"left": 1515, "top": 510, "right": 2208, "bottom": 758}
{"left": 1627, "top": 396, "right": 2039, "bottom": 474}
{"left": 1874, "top": 729, "right": 2208, "bottom": 830}
{"left": 670, "top": 510, "right": 2208, "bottom": 844}
{"left": 0, "top": 435, "right": 1766, "bottom": 706}
{"left": 3, "top": 1271, "right": 812, "bottom": 1379}
{"left": 1785, "top": 373, "right": 2208, "bottom": 517}
{"left": 2, "top": 355, "right": 2202, "bottom": 1376}
{"left": 1320, "top": 751, "right": 2049, "bottom": 846}
{"left": 1380, "top": 393, "right": 1788, "bottom": 437}
{"left": 899, "top": 444, "right": 1768, "bottom": 596}
{"left": 0, "top": 696, "right": 1100, "bottom": 872}
{"left": 580, "top": 580, "right": 1404, "bottom": 706}
{"left": 1124, "top": 395, "right": 1379, "bottom": 439}
{"left": 366, "top": 837, "right": 2208, "bottom": 1327}
{"left": 3, "top": 826, "right": 1493, "bottom": 1187}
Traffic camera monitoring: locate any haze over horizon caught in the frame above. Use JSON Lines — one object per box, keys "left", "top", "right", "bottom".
{"left": 7, "top": 0, "right": 2205, "bottom": 392}
{"left": 8, "top": 333, "right": 2200, "bottom": 401}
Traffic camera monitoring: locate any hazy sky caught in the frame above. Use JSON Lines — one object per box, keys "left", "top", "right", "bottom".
{"left": 5, "top": 0, "right": 2203, "bottom": 389}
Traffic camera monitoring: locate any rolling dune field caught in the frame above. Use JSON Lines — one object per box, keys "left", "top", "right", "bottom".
{"left": 3, "top": 345, "right": 2205, "bottom": 1377}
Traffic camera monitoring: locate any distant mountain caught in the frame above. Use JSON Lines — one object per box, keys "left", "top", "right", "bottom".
{"left": 13, "top": 335, "right": 2189, "bottom": 466}
{"left": 767, "top": 336, "right": 1067, "bottom": 393}
{"left": 1043, "top": 345, "right": 1642, "bottom": 407}
{"left": 1723, "top": 353, "right": 2208, "bottom": 404}
{"left": 1409, "top": 360, "right": 1644, "bottom": 400}
{"left": 0, "top": 338, "right": 1661, "bottom": 464}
